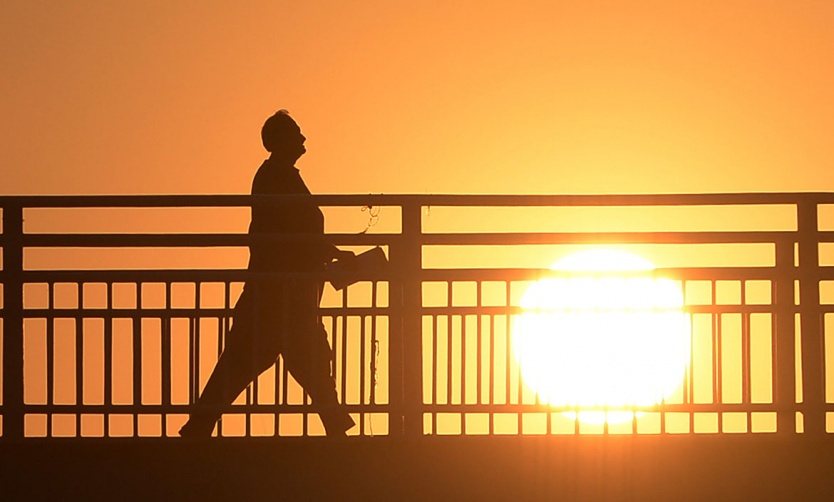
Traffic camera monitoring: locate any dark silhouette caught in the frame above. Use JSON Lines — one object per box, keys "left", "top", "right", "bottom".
{"left": 179, "top": 110, "right": 355, "bottom": 437}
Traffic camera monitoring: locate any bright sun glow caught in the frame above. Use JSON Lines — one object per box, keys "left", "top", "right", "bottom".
{"left": 513, "top": 249, "right": 691, "bottom": 425}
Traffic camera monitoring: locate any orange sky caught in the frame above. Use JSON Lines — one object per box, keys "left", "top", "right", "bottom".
{"left": 2, "top": 1, "right": 834, "bottom": 196}
{"left": 6, "top": 1, "right": 833, "bottom": 441}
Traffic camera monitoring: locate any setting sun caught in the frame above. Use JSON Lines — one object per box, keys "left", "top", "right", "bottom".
{"left": 513, "top": 249, "right": 691, "bottom": 424}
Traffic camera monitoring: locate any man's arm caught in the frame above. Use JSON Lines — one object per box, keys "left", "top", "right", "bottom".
{"left": 324, "top": 242, "right": 355, "bottom": 262}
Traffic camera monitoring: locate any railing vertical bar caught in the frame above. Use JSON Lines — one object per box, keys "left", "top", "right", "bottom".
{"left": 369, "top": 281, "right": 378, "bottom": 410}
{"left": 242, "top": 294, "right": 253, "bottom": 437}
{"left": 75, "top": 282, "right": 84, "bottom": 436}
{"left": 1, "top": 202, "right": 24, "bottom": 439}
{"left": 359, "top": 314, "right": 367, "bottom": 436}
{"left": 301, "top": 282, "right": 313, "bottom": 438}
{"left": 476, "top": 282, "right": 483, "bottom": 415}
{"left": 770, "top": 280, "right": 778, "bottom": 410}
{"left": 687, "top": 280, "right": 695, "bottom": 417}
{"left": 446, "top": 295, "right": 453, "bottom": 411}
{"left": 161, "top": 282, "right": 172, "bottom": 436}
{"left": 797, "top": 200, "right": 825, "bottom": 434}
{"left": 103, "top": 282, "right": 113, "bottom": 437}
{"left": 371, "top": 313, "right": 379, "bottom": 419}
{"left": 328, "top": 313, "right": 338, "bottom": 432}
{"left": 431, "top": 313, "right": 438, "bottom": 432}
{"left": 489, "top": 313, "right": 495, "bottom": 435}
{"left": 223, "top": 281, "right": 242, "bottom": 436}
{"left": 679, "top": 284, "right": 690, "bottom": 414}
{"left": 188, "top": 317, "right": 195, "bottom": 406}
{"left": 330, "top": 291, "right": 340, "bottom": 404}
{"left": 46, "top": 283, "right": 55, "bottom": 438}
{"left": 713, "top": 281, "right": 721, "bottom": 433}
{"left": 339, "top": 288, "right": 349, "bottom": 437}
{"left": 190, "top": 316, "right": 198, "bottom": 411}
{"left": 235, "top": 292, "right": 251, "bottom": 435}
{"left": 775, "top": 239, "right": 796, "bottom": 435}
{"left": 215, "top": 311, "right": 225, "bottom": 437}
{"left": 516, "top": 308, "right": 525, "bottom": 435}
{"left": 204, "top": 284, "right": 221, "bottom": 437}
{"left": 460, "top": 311, "right": 466, "bottom": 434}
{"left": 387, "top": 253, "right": 402, "bottom": 438}
{"left": 460, "top": 295, "right": 467, "bottom": 434}
{"left": 512, "top": 321, "right": 526, "bottom": 435}
{"left": 505, "top": 282, "right": 517, "bottom": 434}
{"left": 741, "top": 289, "right": 752, "bottom": 432}
{"left": 132, "top": 282, "right": 143, "bottom": 436}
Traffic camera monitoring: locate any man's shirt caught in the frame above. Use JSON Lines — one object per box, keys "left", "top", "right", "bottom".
{"left": 247, "top": 159, "right": 330, "bottom": 273}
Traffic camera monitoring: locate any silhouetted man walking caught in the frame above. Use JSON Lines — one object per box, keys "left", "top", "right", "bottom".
{"left": 179, "top": 110, "right": 355, "bottom": 437}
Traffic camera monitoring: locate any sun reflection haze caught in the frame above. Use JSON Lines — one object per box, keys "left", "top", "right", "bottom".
{"left": 513, "top": 249, "right": 691, "bottom": 425}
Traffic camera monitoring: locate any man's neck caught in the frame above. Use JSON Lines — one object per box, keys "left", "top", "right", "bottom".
{"left": 268, "top": 155, "right": 297, "bottom": 168}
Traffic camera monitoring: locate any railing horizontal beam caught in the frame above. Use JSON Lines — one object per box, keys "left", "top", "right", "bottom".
{"left": 13, "top": 264, "right": 805, "bottom": 283}
{"left": 20, "top": 306, "right": 391, "bottom": 318}
{"left": 22, "top": 233, "right": 397, "bottom": 248}
{"left": 18, "top": 403, "right": 391, "bottom": 416}
{"left": 3, "top": 191, "right": 833, "bottom": 208}
{"left": 24, "top": 230, "right": 831, "bottom": 248}
{"left": 420, "top": 266, "right": 794, "bottom": 281}
{"left": 421, "top": 231, "right": 796, "bottom": 246}
{"left": 419, "top": 403, "right": 802, "bottom": 413}
{"left": 419, "top": 304, "right": 786, "bottom": 316}
{"left": 19, "top": 269, "right": 391, "bottom": 282}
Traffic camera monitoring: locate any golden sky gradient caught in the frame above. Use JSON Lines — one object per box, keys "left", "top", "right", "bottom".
{"left": 2, "top": 1, "right": 833, "bottom": 197}
{"left": 5, "top": 1, "right": 834, "bottom": 441}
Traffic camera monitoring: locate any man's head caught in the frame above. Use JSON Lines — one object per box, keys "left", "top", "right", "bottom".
{"left": 261, "top": 109, "right": 306, "bottom": 162}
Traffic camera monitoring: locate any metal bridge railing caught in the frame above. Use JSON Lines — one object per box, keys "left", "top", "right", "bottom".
{"left": 1, "top": 193, "right": 832, "bottom": 440}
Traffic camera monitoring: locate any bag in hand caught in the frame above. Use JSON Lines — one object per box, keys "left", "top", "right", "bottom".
{"left": 328, "top": 246, "right": 388, "bottom": 290}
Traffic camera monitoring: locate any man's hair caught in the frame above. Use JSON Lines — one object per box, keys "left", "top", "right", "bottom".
{"left": 261, "top": 109, "right": 297, "bottom": 152}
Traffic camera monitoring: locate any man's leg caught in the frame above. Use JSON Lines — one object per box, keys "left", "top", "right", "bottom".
{"left": 283, "top": 320, "right": 355, "bottom": 436}
{"left": 180, "top": 289, "right": 280, "bottom": 437}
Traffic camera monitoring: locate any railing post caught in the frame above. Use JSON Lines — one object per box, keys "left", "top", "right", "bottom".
{"left": 2, "top": 202, "right": 25, "bottom": 439}
{"left": 796, "top": 200, "right": 825, "bottom": 435}
{"left": 389, "top": 201, "right": 423, "bottom": 437}
{"left": 774, "top": 240, "right": 797, "bottom": 435}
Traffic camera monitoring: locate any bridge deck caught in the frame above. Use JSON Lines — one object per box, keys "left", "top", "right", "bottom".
{"left": 2, "top": 435, "right": 833, "bottom": 500}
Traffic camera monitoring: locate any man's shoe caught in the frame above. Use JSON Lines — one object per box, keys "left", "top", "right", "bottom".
{"left": 178, "top": 418, "right": 215, "bottom": 438}
{"left": 323, "top": 413, "right": 356, "bottom": 437}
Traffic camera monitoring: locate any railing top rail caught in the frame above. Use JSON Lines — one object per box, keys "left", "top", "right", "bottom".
{"left": 1, "top": 192, "right": 834, "bottom": 208}
{"left": 1, "top": 230, "right": 804, "bottom": 249}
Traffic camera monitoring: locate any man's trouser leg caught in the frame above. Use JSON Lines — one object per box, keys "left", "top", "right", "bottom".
{"left": 180, "top": 289, "right": 280, "bottom": 437}
{"left": 284, "top": 321, "right": 355, "bottom": 436}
